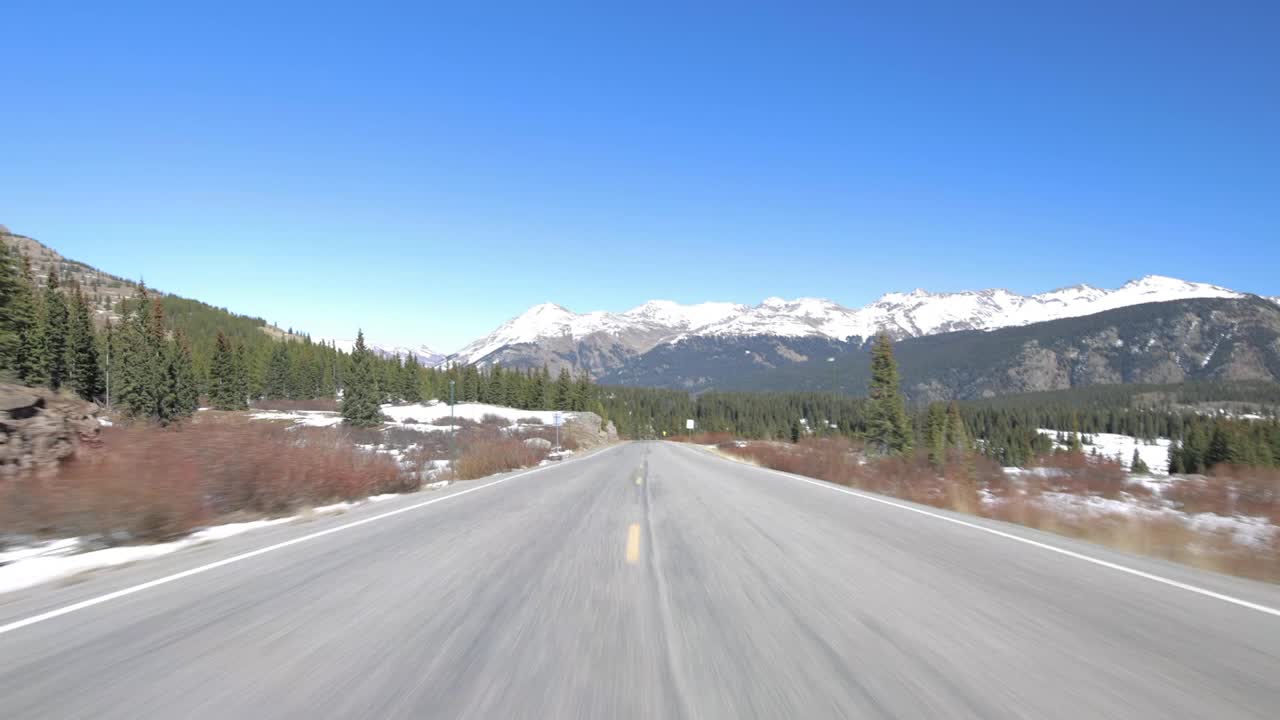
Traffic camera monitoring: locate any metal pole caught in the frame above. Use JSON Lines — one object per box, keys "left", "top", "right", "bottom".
{"left": 449, "top": 379, "right": 456, "bottom": 473}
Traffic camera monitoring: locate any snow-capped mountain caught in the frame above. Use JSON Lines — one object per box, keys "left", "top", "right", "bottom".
{"left": 327, "top": 339, "right": 445, "bottom": 366}
{"left": 449, "top": 275, "right": 1252, "bottom": 370}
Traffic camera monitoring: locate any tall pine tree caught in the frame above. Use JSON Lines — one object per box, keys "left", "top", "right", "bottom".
{"left": 866, "top": 332, "right": 912, "bottom": 454}
{"left": 209, "top": 331, "right": 244, "bottom": 410}
{"left": 159, "top": 329, "right": 199, "bottom": 423}
{"left": 65, "top": 282, "right": 104, "bottom": 401}
{"left": 41, "top": 270, "right": 69, "bottom": 390}
{"left": 13, "top": 256, "right": 46, "bottom": 386}
{"left": 341, "top": 330, "right": 383, "bottom": 426}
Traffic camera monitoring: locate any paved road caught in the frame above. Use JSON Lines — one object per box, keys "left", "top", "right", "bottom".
{"left": 1, "top": 441, "right": 1278, "bottom": 718}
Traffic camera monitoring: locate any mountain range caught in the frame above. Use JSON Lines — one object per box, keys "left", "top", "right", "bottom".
{"left": 8, "top": 222, "right": 1280, "bottom": 402}
{"left": 325, "top": 339, "right": 445, "bottom": 367}
{"left": 446, "top": 275, "right": 1268, "bottom": 373}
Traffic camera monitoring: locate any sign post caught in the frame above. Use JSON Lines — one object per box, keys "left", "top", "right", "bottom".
{"left": 686, "top": 418, "right": 695, "bottom": 443}
{"left": 554, "top": 411, "right": 563, "bottom": 450}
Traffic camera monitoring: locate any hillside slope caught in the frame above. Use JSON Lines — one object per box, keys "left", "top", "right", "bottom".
{"left": 602, "top": 296, "right": 1280, "bottom": 402}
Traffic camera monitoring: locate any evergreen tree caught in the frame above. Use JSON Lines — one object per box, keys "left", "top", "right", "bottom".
{"left": 865, "top": 332, "right": 911, "bottom": 454}
{"left": 264, "top": 342, "right": 290, "bottom": 399}
{"left": 65, "top": 282, "right": 104, "bottom": 401}
{"left": 342, "top": 331, "right": 383, "bottom": 426}
{"left": 159, "top": 329, "right": 199, "bottom": 423}
{"left": 945, "top": 401, "right": 969, "bottom": 450}
{"left": 926, "top": 403, "right": 947, "bottom": 468}
{"left": 553, "top": 367, "right": 574, "bottom": 411}
{"left": 401, "top": 354, "right": 422, "bottom": 403}
{"left": 13, "top": 256, "right": 46, "bottom": 386}
{"left": 41, "top": 271, "right": 69, "bottom": 390}
{"left": 116, "top": 287, "right": 164, "bottom": 418}
{"left": 209, "top": 331, "right": 243, "bottom": 410}
{"left": 1167, "top": 441, "right": 1185, "bottom": 475}
{"left": 1130, "top": 449, "right": 1150, "bottom": 475}
{"left": 1205, "top": 425, "right": 1233, "bottom": 468}
{"left": 0, "top": 240, "right": 22, "bottom": 376}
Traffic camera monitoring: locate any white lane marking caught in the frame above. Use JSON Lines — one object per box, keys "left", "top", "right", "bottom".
{"left": 694, "top": 447, "right": 1280, "bottom": 619}
{"left": 0, "top": 451, "right": 609, "bottom": 638}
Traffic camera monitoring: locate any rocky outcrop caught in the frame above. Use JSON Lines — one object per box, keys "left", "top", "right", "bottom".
{"left": 564, "top": 412, "right": 619, "bottom": 449}
{"left": 0, "top": 385, "right": 100, "bottom": 476}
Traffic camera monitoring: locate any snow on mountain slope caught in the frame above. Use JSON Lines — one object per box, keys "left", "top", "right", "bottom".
{"left": 327, "top": 339, "right": 445, "bottom": 366}
{"left": 448, "top": 275, "right": 1251, "bottom": 365}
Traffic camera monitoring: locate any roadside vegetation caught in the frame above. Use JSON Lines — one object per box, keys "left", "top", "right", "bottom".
{"left": 713, "top": 335, "right": 1280, "bottom": 583}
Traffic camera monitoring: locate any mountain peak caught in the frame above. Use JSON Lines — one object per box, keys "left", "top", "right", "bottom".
{"left": 445, "top": 275, "right": 1259, "bottom": 369}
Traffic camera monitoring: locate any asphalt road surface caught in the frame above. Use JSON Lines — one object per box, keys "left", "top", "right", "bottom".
{"left": 1, "top": 441, "right": 1278, "bottom": 719}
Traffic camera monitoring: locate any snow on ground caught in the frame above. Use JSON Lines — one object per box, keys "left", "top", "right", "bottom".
{"left": 1037, "top": 428, "right": 1171, "bottom": 475}
{"left": 0, "top": 517, "right": 291, "bottom": 595}
{"left": 995, "top": 467, "right": 1277, "bottom": 550}
{"left": 248, "top": 410, "right": 344, "bottom": 427}
{"left": 247, "top": 402, "right": 569, "bottom": 434}
{"left": 381, "top": 402, "right": 569, "bottom": 428}
{"left": 0, "top": 488, "right": 436, "bottom": 595}
{"left": 98, "top": 417, "right": 114, "bottom": 428}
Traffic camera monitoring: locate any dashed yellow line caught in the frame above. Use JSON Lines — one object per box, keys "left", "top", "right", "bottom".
{"left": 625, "top": 523, "right": 641, "bottom": 564}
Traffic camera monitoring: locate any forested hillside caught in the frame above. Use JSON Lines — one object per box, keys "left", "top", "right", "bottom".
{"left": 0, "top": 230, "right": 605, "bottom": 423}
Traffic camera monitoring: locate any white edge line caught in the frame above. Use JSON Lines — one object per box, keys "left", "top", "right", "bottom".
{"left": 0, "top": 451, "right": 601, "bottom": 637}
{"left": 696, "top": 446, "right": 1280, "bottom": 619}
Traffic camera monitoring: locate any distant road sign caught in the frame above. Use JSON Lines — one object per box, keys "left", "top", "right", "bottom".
{"left": 686, "top": 419, "right": 695, "bottom": 430}
{"left": 554, "top": 412, "right": 563, "bottom": 427}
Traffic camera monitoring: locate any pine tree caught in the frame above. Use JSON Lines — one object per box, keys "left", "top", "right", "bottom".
{"left": 1167, "top": 440, "right": 1184, "bottom": 475}
{"left": 0, "top": 240, "right": 22, "bottom": 376}
{"left": 866, "top": 332, "right": 911, "bottom": 454}
{"left": 401, "top": 354, "right": 422, "bottom": 403}
{"left": 1130, "top": 448, "right": 1150, "bottom": 475}
{"left": 945, "top": 401, "right": 968, "bottom": 450}
{"left": 209, "top": 331, "right": 242, "bottom": 410}
{"left": 264, "top": 342, "right": 290, "bottom": 399}
{"left": 159, "top": 329, "right": 199, "bottom": 423}
{"left": 233, "top": 341, "right": 252, "bottom": 406}
{"left": 12, "top": 256, "right": 46, "bottom": 385}
{"left": 553, "top": 367, "right": 574, "bottom": 411}
{"left": 42, "top": 271, "right": 69, "bottom": 390}
{"left": 116, "top": 288, "right": 163, "bottom": 419}
{"left": 65, "top": 282, "right": 104, "bottom": 401}
{"left": 341, "top": 330, "right": 383, "bottom": 426}
{"left": 926, "top": 403, "right": 947, "bottom": 468}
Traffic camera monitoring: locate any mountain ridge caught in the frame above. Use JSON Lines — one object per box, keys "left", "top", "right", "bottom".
{"left": 447, "top": 275, "right": 1266, "bottom": 373}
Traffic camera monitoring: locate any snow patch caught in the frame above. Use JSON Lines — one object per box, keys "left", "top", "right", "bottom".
{"left": 0, "top": 483, "right": 452, "bottom": 595}
{"left": 1037, "top": 429, "right": 1171, "bottom": 475}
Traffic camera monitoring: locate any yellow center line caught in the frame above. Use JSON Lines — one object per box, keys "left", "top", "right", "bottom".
{"left": 625, "top": 523, "right": 641, "bottom": 564}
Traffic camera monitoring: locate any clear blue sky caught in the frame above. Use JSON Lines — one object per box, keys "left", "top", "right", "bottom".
{"left": 2, "top": 1, "right": 1277, "bottom": 351}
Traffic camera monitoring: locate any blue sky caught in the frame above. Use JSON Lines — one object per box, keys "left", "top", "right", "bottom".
{"left": 2, "top": 1, "right": 1277, "bottom": 351}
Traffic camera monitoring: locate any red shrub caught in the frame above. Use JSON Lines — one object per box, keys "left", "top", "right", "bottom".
{"left": 453, "top": 429, "right": 548, "bottom": 480}
{"left": 0, "top": 422, "right": 417, "bottom": 542}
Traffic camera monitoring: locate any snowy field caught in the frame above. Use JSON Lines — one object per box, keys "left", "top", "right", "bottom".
{"left": 250, "top": 402, "right": 570, "bottom": 433}
{"left": 1037, "top": 428, "right": 1171, "bottom": 475}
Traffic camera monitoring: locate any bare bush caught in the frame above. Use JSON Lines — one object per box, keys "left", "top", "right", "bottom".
{"left": 0, "top": 423, "right": 418, "bottom": 542}
{"left": 480, "top": 414, "right": 512, "bottom": 428}
{"left": 252, "top": 398, "right": 340, "bottom": 412}
{"left": 1030, "top": 452, "right": 1127, "bottom": 499}
{"left": 723, "top": 441, "right": 1279, "bottom": 583}
{"left": 669, "top": 431, "right": 737, "bottom": 446}
{"left": 454, "top": 429, "right": 547, "bottom": 480}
